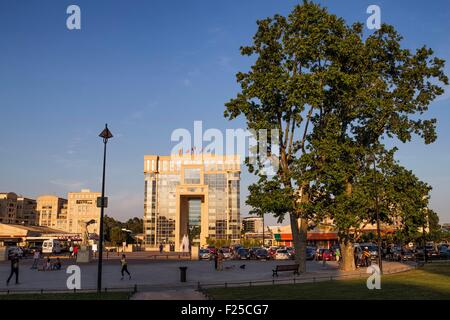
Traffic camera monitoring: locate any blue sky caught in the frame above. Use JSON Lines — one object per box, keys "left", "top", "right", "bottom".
{"left": 0, "top": 0, "right": 449, "bottom": 225}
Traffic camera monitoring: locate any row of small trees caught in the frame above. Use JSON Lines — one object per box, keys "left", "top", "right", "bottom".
{"left": 225, "top": 1, "right": 448, "bottom": 272}
{"left": 205, "top": 237, "right": 262, "bottom": 249}
{"left": 103, "top": 215, "right": 143, "bottom": 246}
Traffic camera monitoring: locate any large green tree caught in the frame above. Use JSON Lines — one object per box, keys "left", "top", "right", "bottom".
{"left": 225, "top": 2, "right": 354, "bottom": 273}
{"left": 298, "top": 15, "right": 447, "bottom": 270}
{"left": 226, "top": 1, "right": 447, "bottom": 272}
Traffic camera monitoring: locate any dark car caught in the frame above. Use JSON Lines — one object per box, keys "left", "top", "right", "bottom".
{"left": 236, "top": 248, "right": 251, "bottom": 260}
{"left": 426, "top": 246, "right": 440, "bottom": 260}
{"left": 438, "top": 246, "right": 450, "bottom": 260}
{"left": 402, "top": 250, "right": 415, "bottom": 261}
{"left": 415, "top": 246, "right": 439, "bottom": 260}
{"left": 254, "top": 248, "right": 270, "bottom": 260}
{"left": 365, "top": 245, "right": 379, "bottom": 260}
{"left": 306, "top": 247, "right": 316, "bottom": 260}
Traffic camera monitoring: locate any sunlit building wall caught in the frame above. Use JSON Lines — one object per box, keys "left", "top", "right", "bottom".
{"left": 143, "top": 154, "right": 241, "bottom": 250}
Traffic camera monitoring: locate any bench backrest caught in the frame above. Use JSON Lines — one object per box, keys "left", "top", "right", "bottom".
{"left": 276, "top": 264, "right": 299, "bottom": 271}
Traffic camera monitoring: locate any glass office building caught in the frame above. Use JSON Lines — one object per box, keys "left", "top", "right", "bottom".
{"left": 143, "top": 154, "right": 241, "bottom": 250}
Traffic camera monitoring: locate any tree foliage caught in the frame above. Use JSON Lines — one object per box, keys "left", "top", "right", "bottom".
{"left": 226, "top": 1, "right": 447, "bottom": 272}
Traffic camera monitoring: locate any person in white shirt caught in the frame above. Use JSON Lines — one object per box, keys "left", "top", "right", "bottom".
{"left": 31, "top": 250, "right": 40, "bottom": 270}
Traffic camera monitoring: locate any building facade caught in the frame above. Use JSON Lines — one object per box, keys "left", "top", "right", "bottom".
{"left": 37, "top": 195, "right": 67, "bottom": 229}
{"left": 0, "top": 192, "right": 18, "bottom": 224}
{"left": 67, "top": 189, "right": 101, "bottom": 235}
{"left": 242, "top": 216, "right": 264, "bottom": 234}
{"left": 144, "top": 154, "right": 241, "bottom": 250}
{"left": 16, "top": 197, "right": 38, "bottom": 226}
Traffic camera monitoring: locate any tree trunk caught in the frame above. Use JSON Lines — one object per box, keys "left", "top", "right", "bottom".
{"left": 340, "top": 181, "right": 356, "bottom": 271}
{"left": 339, "top": 238, "right": 355, "bottom": 271}
{"left": 290, "top": 213, "right": 307, "bottom": 274}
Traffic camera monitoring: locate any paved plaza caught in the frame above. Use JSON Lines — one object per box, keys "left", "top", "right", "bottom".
{"left": 0, "top": 253, "right": 414, "bottom": 298}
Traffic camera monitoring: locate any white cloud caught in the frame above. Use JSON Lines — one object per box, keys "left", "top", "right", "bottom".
{"left": 182, "top": 78, "right": 192, "bottom": 87}
{"left": 49, "top": 179, "right": 86, "bottom": 190}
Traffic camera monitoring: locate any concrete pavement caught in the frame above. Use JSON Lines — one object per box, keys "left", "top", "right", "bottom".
{"left": 0, "top": 257, "right": 414, "bottom": 297}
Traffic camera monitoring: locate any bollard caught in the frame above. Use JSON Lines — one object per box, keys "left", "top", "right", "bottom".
{"left": 179, "top": 266, "right": 188, "bottom": 282}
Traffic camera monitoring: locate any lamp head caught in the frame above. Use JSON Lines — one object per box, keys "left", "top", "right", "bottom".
{"left": 99, "top": 124, "right": 113, "bottom": 142}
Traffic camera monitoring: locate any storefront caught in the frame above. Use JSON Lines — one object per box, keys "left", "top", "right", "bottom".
{"left": 273, "top": 231, "right": 339, "bottom": 248}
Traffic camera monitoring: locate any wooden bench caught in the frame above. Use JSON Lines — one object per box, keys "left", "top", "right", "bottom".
{"left": 272, "top": 264, "right": 300, "bottom": 277}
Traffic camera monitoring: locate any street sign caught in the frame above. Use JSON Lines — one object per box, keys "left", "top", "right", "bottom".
{"left": 96, "top": 197, "right": 108, "bottom": 208}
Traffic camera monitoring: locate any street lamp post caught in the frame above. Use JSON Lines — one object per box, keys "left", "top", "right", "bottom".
{"left": 97, "top": 124, "right": 113, "bottom": 293}
{"left": 262, "top": 214, "right": 265, "bottom": 247}
{"left": 370, "top": 154, "right": 383, "bottom": 274}
{"left": 422, "top": 204, "right": 428, "bottom": 263}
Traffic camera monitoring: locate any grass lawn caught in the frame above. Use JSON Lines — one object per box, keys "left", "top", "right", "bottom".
{"left": 206, "top": 263, "right": 450, "bottom": 300}
{"left": 0, "top": 291, "right": 131, "bottom": 300}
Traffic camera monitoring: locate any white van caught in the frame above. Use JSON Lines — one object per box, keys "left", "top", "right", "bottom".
{"left": 42, "top": 239, "right": 61, "bottom": 254}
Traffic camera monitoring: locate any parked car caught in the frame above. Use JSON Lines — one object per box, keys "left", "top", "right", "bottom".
{"left": 236, "top": 248, "right": 251, "bottom": 260}
{"left": 27, "top": 246, "right": 42, "bottom": 255}
{"left": 321, "top": 249, "right": 333, "bottom": 261}
{"left": 391, "top": 247, "right": 403, "bottom": 261}
{"left": 402, "top": 250, "right": 415, "bottom": 261}
{"left": 439, "top": 246, "right": 450, "bottom": 259}
{"left": 306, "top": 247, "right": 316, "bottom": 260}
{"left": 426, "top": 246, "right": 440, "bottom": 260}
{"left": 199, "top": 249, "right": 211, "bottom": 260}
{"left": 275, "top": 249, "right": 290, "bottom": 260}
{"left": 8, "top": 246, "right": 23, "bottom": 259}
{"left": 221, "top": 247, "right": 232, "bottom": 259}
{"left": 207, "top": 246, "right": 217, "bottom": 255}
{"left": 254, "top": 248, "right": 270, "bottom": 260}
{"left": 268, "top": 246, "right": 278, "bottom": 259}
{"left": 286, "top": 247, "right": 295, "bottom": 259}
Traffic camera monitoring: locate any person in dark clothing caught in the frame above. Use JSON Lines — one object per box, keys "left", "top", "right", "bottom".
{"left": 54, "top": 257, "right": 62, "bottom": 270}
{"left": 159, "top": 243, "right": 164, "bottom": 253}
{"left": 354, "top": 247, "right": 359, "bottom": 268}
{"left": 120, "top": 254, "right": 131, "bottom": 280}
{"left": 213, "top": 251, "right": 218, "bottom": 271}
{"left": 7, "top": 255, "right": 20, "bottom": 285}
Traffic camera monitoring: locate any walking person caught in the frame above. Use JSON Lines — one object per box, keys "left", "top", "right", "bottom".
{"left": 335, "top": 248, "right": 341, "bottom": 263}
{"left": 159, "top": 243, "right": 164, "bottom": 254}
{"left": 6, "top": 254, "right": 20, "bottom": 286}
{"left": 69, "top": 245, "right": 74, "bottom": 258}
{"left": 120, "top": 254, "right": 131, "bottom": 280}
{"left": 354, "top": 247, "right": 360, "bottom": 268}
{"left": 322, "top": 251, "right": 327, "bottom": 267}
{"left": 53, "top": 257, "right": 62, "bottom": 270}
{"left": 213, "top": 250, "right": 218, "bottom": 271}
{"left": 73, "top": 245, "right": 78, "bottom": 259}
{"left": 217, "top": 249, "right": 224, "bottom": 271}
{"left": 44, "top": 257, "right": 52, "bottom": 271}
{"left": 31, "top": 250, "right": 40, "bottom": 269}
{"left": 363, "top": 247, "right": 371, "bottom": 267}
